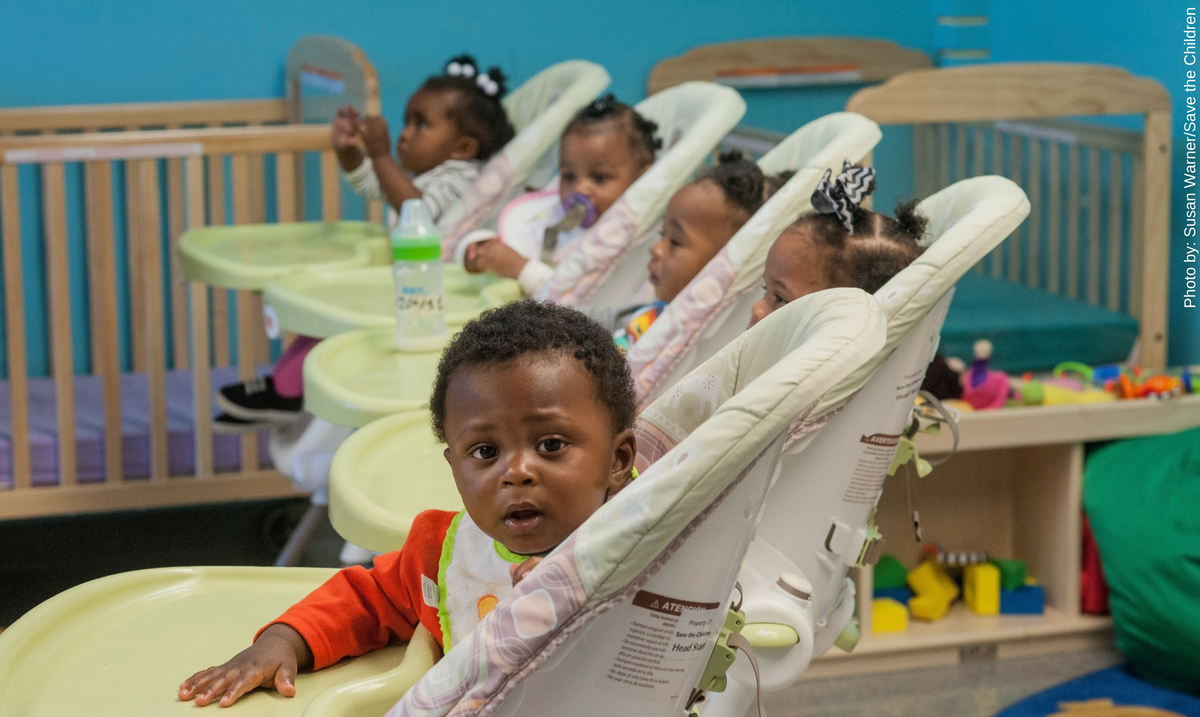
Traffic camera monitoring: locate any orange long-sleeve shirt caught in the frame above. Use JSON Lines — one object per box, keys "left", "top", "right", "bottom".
{"left": 258, "top": 509, "right": 456, "bottom": 670}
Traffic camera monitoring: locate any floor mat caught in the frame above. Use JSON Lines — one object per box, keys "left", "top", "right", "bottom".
{"left": 993, "top": 665, "right": 1200, "bottom": 717}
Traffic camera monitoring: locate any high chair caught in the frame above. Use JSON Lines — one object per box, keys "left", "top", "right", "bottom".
{"left": 702, "top": 175, "right": 1032, "bottom": 716}
{"left": 179, "top": 60, "right": 610, "bottom": 290}
{"left": 0, "top": 289, "right": 887, "bottom": 717}
{"left": 626, "top": 111, "right": 883, "bottom": 405}
{"left": 383, "top": 288, "right": 886, "bottom": 717}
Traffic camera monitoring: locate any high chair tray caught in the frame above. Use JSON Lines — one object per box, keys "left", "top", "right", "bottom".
{"left": 0, "top": 566, "right": 415, "bottom": 716}
{"left": 330, "top": 410, "right": 462, "bottom": 553}
{"left": 180, "top": 221, "right": 388, "bottom": 290}
{"left": 303, "top": 329, "right": 440, "bottom": 428}
{"left": 264, "top": 265, "right": 512, "bottom": 339}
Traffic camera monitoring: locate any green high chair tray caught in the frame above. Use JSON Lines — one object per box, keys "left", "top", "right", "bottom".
{"left": 0, "top": 566, "right": 439, "bottom": 717}
{"left": 329, "top": 411, "right": 462, "bottom": 553}
{"left": 303, "top": 328, "right": 441, "bottom": 428}
{"left": 264, "top": 265, "right": 514, "bottom": 339}
{"left": 180, "top": 221, "right": 389, "bottom": 290}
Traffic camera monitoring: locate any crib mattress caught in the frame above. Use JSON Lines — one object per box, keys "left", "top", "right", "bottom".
{"left": 0, "top": 367, "right": 271, "bottom": 488}
{"left": 941, "top": 273, "right": 1140, "bottom": 373}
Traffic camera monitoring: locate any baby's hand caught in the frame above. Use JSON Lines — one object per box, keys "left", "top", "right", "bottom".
{"left": 465, "top": 240, "right": 528, "bottom": 279}
{"left": 510, "top": 557, "right": 543, "bottom": 586}
{"left": 357, "top": 116, "right": 391, "bottom": 159}
{"left": 331, "top": 105, "right": 360, "bottom": 150}
{"left": 178, "top": 624, "right": 310, "bottom": 708}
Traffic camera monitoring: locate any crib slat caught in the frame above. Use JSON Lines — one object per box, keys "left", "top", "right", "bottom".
{"left": 1, "top": 164, "right": 32, "bottom": 490}
{"left": 42, "top": 163, "right": 77, "bottom": 486}
{"left": 1130, "top": 155, "right": 1145, "bottom": 320}
{"left": 84, "top": 162, "right": 124, "bottom": 484}
{"left": 1108, "top": 152, "right": 1124, "bottom": 311}
{"left": 275, "top": 152, "right": 297, "bottom": 222}
{"left": 247, "top": 152, "right": 271, "bottom": 367}
{"left": 936, "top": 124, "right": 950, "bottom": 191}
{"left": 1047, "top": 142, "right": 1062, "bottom": 295}
{"left": 207, "top": 155, "right": 231, "bottom": 368}
{"left": 1066, "top": 143, "right": 1081, "bottom": 299}
{"left": 125, "top": 161, "right": 146, "bottom": 372}
{"left": 186, "top": 156, "right": 214, "bottom": 478}
{"left": 1086, "top": 146, "right": 1102, "bottom": 306}
{"left": 991, "top": 129, "right": 1005, "bottom": 278}
{"left": 1139, "top": 110, "right": 1170, "bottom": 369}
{"left": 167, "top": 156, "right": 189, "bottom": 370}
{"left": 137, "top": 159, "right": 170, "bottom": 480}
{"left": 1027, "top": 139, "right": 1042, "bottom": 289}
{"left": 321, "top": 149, "right": 340, "bottom": 220}
{"left": 1009, "top": 136, "right": 1024, "bottom": 284}
{"left": 231, "top": 154, "right": 259, "bottom": 470}
{"left": 955, "top": 124, "right": 967, "bottom": 181}
{"left": 912, "top": 125, "right": 932, "bottom": 198}
{"left": 972, "top": 124, "right": 985, "bottom": 178}
{"left": 367, "top": 199, "right": 383, "bottom": 226}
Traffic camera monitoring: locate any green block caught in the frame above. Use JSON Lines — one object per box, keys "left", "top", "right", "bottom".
{"left": 990, "top": 557, "right": 1027, "bottom": 591}
{"left": 874, "top": 554, "right": 909, "bottom": 589}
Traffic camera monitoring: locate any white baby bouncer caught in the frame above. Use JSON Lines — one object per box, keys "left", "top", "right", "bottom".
{"left": 625, "top": 111, "right": 882, "bottom": 405}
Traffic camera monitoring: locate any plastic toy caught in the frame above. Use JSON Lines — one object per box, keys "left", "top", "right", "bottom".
{"left": 958, "top": 340, "right": 1010, "bottom": 409}
{"left": 872, "top": 598, "right": 909, "bottom": 634}
{"left": 1000, "top": 580, "right": 1045, "bottom": 614}
{"left": 963, "top": 563, "right": 1000, "bottom": 615}
{"left": 873, "top": 586, "right": 914, "bottom": 604}
{"left": 906, "top": 559, "right": 959, "bottom": 621}
{"left": 990, "top": 557, "right": 1028, "bottom": 591}
{"left": 873, "top": 554, "right": 909, "bottom": 589}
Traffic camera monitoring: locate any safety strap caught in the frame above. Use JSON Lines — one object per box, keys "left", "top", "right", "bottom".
{"left": 914, "top": 390, "right": 959, "bottom": 467}
{"left": 725, "top": 633, "right": 767, "bottom": 717}
{"left": 541, "top": 202, "right": 587, "bottom": 264}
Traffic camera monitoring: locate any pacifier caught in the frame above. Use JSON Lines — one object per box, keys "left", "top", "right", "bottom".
{"left": 562, "top": 192, "right": 598, "bottom": 229}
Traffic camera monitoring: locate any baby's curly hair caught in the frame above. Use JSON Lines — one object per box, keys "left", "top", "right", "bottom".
{"left": 564, "top": 94, "right": 661, "bottom": 166}
{"left": 793, "top": 199, "right": 928, "bottom": 294}
{"left": 430, "top": 300, "right": 637, "bottom": 443}
{"left": 420, "top": 55, "right": 515, "bottom": 161}
{"left": 699, "top": 150, "right": 766, "bottom": 219}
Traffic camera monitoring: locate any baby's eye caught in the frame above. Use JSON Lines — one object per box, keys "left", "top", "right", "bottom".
{"left": 537, "top": 438, "right": 566, "bottom": 453}
{"left": 470, "top": 445, "right": 499, "bottom": 460}
{"left": 592, "top": 173, "right": 608, "bottom": 184}
{"left": 773, "top": 293, "right": 788, "bottom": 307}
{"left": 561, "top": 172, "right": 576, "bottom": 183}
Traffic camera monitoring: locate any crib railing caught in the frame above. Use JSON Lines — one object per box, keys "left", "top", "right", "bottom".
{"left": 0, "top": 125, "right": 345, "bottom": 519}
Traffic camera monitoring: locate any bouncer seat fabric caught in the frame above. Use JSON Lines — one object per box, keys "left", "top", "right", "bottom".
{"left": 442, "top": 60, "right": 611, "bottom": 254}
{"left": 534, "top": 81, "right": 746, "bottom": 307}
{"left": 388, "top": 288, "right": 886, "bottom": 717}
{"left": 626, "top": 111, "right": 883, "bottom": 405}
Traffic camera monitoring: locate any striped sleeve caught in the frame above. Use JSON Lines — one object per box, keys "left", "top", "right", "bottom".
{"left": 413, "top": 160, "right": 481, "bottom": 222}
{"left": 342, "top": 156, "right": 385, "bottom": 202}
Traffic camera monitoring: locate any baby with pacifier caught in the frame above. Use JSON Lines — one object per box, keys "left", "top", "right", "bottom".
{"left": 213, "top": 55, "right": 515, "bottom": 434}
{"left": 180, "top": 300, "right": 638, "bottom": 707}
{"left": 463, "top": 94, "right": 659, "bottom": 296}
{"left": 750, "top": 161, "right": 927, "bottom": 326}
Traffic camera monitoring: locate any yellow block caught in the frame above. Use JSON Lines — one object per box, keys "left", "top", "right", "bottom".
{"left": 872, "top": 598, "right": 909, "bottom": 633}
{"left": 964, "top": 563, "right": 1001, "bottom": 615}
{"left": 908, "top": 594, "right": 952, "bottom": 621}
{"left": 907, "top": 560, "right": 960, "bottom": 604}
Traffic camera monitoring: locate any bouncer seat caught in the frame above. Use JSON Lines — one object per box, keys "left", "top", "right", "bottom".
{"left": 180, "top": 60, "right": 611, "bottom": 292}
{"left": 626, "top": 111, "right": 882, "bottom": 405}
{"left": 701, "top": 175, "right": 1032, "bottom": 716}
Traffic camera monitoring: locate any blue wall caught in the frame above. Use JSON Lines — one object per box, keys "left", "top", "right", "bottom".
{"left": 1, "top": 0, "right": 1192, "bottom": 364}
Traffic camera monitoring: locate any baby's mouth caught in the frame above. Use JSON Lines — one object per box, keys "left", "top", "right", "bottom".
{"left": 503, "top": 503, "right": 545, "bottom": 535}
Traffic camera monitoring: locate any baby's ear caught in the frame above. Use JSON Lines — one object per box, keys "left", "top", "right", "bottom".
{"left": 452, "top": 135, "right": 481, "bottom": 161}
{"left": 606, "top": 428, "right": 638, "bottom": 498}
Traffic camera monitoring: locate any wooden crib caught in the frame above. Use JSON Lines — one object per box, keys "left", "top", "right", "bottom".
{"left": 847, "top": 63, "right": 1171, "bottom": 369}
{"left": 0, "top": 36, "right": 380, "bottom": 520}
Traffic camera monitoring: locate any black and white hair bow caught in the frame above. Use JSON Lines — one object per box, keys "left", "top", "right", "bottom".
{"left": 445, "top": 55, "right": 478, "bottom": 79}
{"left": 445, "top": 54, "right": 502, "bottom": 98}
{"left": 811, "top": 160, "right": 876, "bottom": 234}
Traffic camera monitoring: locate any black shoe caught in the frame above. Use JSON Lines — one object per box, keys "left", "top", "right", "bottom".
{"left": 215, "top": 376, "right": 303, "bottom": 423}
{"left": 212, "top": 412, "right": 273, "bottom": 435}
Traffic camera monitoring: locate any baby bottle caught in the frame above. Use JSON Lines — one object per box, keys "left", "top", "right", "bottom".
{"left": 392, "top": 199, "right": 446, "bottom": 351}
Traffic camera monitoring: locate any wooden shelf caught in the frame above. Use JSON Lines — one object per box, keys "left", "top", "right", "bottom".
{"left": 915, "top": 394, "right": 1200, "bottom": 454}
{"left": 808, "top": 604, "right": 1114, "bottom": 679}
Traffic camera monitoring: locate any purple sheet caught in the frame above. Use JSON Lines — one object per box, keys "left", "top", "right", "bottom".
{"left": 0, "top": 367, "right": 273, "bottom": 488}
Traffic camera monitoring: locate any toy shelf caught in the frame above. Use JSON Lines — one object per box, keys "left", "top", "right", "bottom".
{"left": 807, "top": 396, "right": 1200, "bottom": 678}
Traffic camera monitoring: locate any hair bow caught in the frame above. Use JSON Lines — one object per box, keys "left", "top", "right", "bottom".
{"left": 445, "top": 55, "right": 477, "bottom": 79}
{"left": 811, "top": 160, "right": 876, "bottom": 234}
{"left": 475, "top": 72, "right": 500, "bottom": 97}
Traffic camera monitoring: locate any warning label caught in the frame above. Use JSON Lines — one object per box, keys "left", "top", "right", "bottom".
{"left": 895, "top": 367, "right": 926, "bottom": 402}
{"left": 597, "top": 590, "right": 722, "bottom": 701}
{"left": 842, "top": 433, "right": 900, "bottom": 505}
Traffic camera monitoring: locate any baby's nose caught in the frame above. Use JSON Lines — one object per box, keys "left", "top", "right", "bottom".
{"left": 749, "top": 299, "right": 767, "bottom": 328}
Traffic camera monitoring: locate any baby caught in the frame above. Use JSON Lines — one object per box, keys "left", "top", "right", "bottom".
{"left": 601, "top": 151, "right": 775, "bottom": 350}
{"left": 464, "top": 94, "right": 658, "bottom": 296}
{"left": 213, "top": 55, "right": 515, "bottom": 434}
{"left": 750, "top": 162, "right": 926, "bottom": 327}
{"left": 180, "top": 300, "right": 638, "bottom": 707}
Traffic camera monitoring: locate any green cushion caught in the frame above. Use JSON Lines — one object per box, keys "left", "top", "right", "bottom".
{"left": 940, "top": 273, "right": 1138, "bottom": 373}
{"left": 1083, "top": 427, "right": 1200, "bottom": 695}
